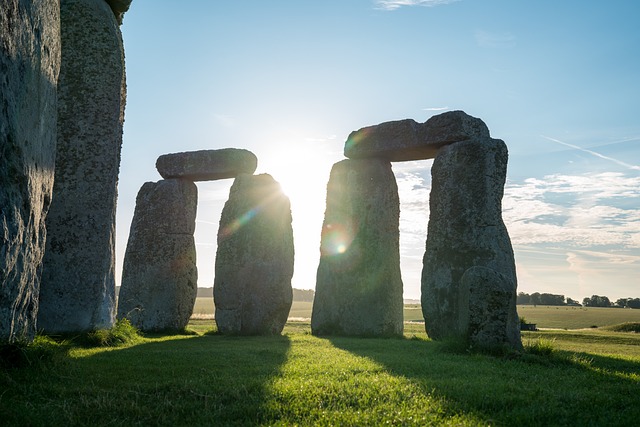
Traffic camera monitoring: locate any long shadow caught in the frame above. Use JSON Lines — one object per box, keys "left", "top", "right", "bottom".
{"left": 2, "top": 333, "right": 291, "bottom": 426}
{"left": 328, "top": 335, "right": 640, "bottom": 426}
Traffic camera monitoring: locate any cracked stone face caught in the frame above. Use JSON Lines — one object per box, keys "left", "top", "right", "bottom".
{"left": 1, "top": 0, "right": 60, "bottom": 343}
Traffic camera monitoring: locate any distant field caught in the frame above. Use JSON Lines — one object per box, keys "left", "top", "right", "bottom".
{"left": 193, "top": 299, "right": 640, "bottom": 329}
{"left": 517, "top": 305, "right": 640, "bottom": 329}
{"left": 192, "top": 298, "right": 426, "bottom": 322}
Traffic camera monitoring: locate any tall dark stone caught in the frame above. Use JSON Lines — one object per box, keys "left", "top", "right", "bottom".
{"left": 312, "top": 159, "right": 403, "bottom": 337}
{"left": 214, "top": 174, "right": 294, "bottom": 335}
{"left": 465, "top": 266, "right": 521, "bottom": 350}
{"left": 421, "top": 137, "right": 521, "bottom": 350}
{"left": 0, "top": 0, "right": 60, "bottom": 342}
{"left": 39, "top": 0, "right": 127, "bottom": 333}
{"left": 117, "top": 179, "right": 198, "bottom": 332}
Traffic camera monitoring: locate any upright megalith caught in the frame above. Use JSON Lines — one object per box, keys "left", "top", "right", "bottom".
{"left": 156, "top": 148, "right": 258, "bottom": 181}
{"left": 421, "top": 133, "right": 521, "bottom": 350}
{"left": 39, "top": 0, "right": 128, "bottom": 333}
{"left": 214, "top": 174, "right": 294, "bottom": 335}
{"left": 0, "top": 0, "right": 60, "bottom": 342}
{"left": 464, "top": 266, "right": 521, "bottom": 350}
{"left": 312, "top": 159, "right": 403, "bottom": 337}
{"left": 117, "top": 179, "right": 198, "bottom": 332}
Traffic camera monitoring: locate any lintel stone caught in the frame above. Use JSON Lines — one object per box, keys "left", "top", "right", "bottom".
{"left": 344, "top": 110, "right": 490, "bottom": 161}
{"left": 156, "top": 148, "right": 258, "bottom": 181}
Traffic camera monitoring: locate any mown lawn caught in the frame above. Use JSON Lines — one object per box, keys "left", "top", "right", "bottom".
{"left": 2, "top": 321, "right": 639, "bottom": 426}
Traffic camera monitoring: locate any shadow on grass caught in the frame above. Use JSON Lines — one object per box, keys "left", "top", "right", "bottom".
{"left": 1, "top": 333, "right": 291, "bottom": 426}
{"left": 328, "top": 335, "right": 640, "bottom": 426}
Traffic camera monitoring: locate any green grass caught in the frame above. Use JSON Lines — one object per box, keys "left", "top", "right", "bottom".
{"left": 2, "top": 321, "right": 639, "bottom": 426}
{"left": 604, "top": 322, "right": 640, "bottom": 333}
{"left": 83, "top": 318, "right": 141, "bottom": 347}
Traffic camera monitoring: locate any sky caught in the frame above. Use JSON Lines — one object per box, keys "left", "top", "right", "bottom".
{"left": 116, "top": 0, "right": 640, "bottom": 302}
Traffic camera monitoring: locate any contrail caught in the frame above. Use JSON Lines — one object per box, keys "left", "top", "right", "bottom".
{"left": 541, "top": 135, "right": 640, "bottom": 171}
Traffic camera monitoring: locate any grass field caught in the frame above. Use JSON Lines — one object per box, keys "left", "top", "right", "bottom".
{"left": 517, "top": 305, "right": 640, "bottom": 329}
{"left": 193, "top": 299, "right": 426, "bottom": 322}
{"left": 194, "top": 298, "right": 640, "bottom": 329}
{"left": 2, "top": 320, "right": 639, "bottom": 426}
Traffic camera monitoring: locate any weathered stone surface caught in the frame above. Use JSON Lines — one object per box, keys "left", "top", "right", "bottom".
{"left": 464, "top": 266, "right": 522, "bottom": 351}
{"left": 156, "top": 148, "right": 258, "bottom": 182}
{"left": 311, "top": 159, "right": 403, "bottom": 337}
{"left": 421, "top": 137, "right": 521, "bottom": 350}
{"left": 105, "top": 0, "right": 132, "bottom": 24}
{"left": 344, "top": 110, "right": 490, "bottom": 161}
{"left": 214, "top": 174, "right": 294, "bottom": 335}
{"left": 38, "top": 0, "right": 126, "bottom": 333}
{"left": 117, "top": 179, "right": 198, "bottom": 332}
{"left": 0, "top": 0, "right": 60, "bottom": 343}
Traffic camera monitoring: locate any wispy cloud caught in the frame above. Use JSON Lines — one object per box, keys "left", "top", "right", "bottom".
{"left": 542, "top": 135, "right": 640, "bottom": 171}
{"left": 503, "top": 172, "right": 640, "bottom": 248}
{"left": 422, "top": 106, "right": 449, "bottom": 112}
{"left": 212, "top": 113, "right": 236, "bottom": 128}
{"left": 475, "top": 30, "right": 516, "bottom": 48}
{"left": 304, "top": 134, "right": 338, "bottom": 143}
{"left": 375, "top": 0, "right": 461, "bottom": 11}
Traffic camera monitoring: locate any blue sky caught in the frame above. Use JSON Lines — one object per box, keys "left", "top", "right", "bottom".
{"left": 117, "top": 0, "right": 640, "bottom": 301}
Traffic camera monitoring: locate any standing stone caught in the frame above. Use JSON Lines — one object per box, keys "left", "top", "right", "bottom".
{"left": 214, "top": 174, "right": 294, "bottom": 335}
{"left": 0, "top": 0, "right": 60, "bottom": 342}
{"left": 464, "top": 266, "right": 521, "bottom": 351}
{"left": 156, "top": 148, "right": 258, "bottom": 181}
{"left": 39, "top": 0, "right": 127, "bottom": 333}
{"left": 117, "top": 179, "right": 198, "bottom": 332}
{"left": 421, "top": 137, "right": 521, "bottom": 350}
{"left": 312, "top": 159, "right": 403, "bottom": 337}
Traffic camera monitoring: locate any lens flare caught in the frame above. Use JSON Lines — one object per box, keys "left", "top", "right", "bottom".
{"left": 218, "top": 182, "right": 288, "bottom": 241}
{"left": 343, "top": 127, "right": 371, "bottom": 153}
{"left": 320, "top": 222, "right": 354, "bottom": 256}
{"left": 219, "top": 207, "right": 259, "bottom": 240}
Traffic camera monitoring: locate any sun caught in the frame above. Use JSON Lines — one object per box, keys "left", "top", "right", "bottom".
{"left": 258, "top": 141, "right": 340, "bottom": 289}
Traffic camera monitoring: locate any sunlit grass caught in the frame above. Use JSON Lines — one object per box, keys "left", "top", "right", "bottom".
{"left": 2, "top": 320, "right": 639, "bottom": 425}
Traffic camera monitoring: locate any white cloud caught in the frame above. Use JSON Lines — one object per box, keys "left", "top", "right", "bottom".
{"left": 212, "top": 113, "right": 236, "bottom": 128}
{"left": 375, "top": 0, "right": 461, "bottom": 11}
{"left": 504, "top": 172, "right": 640, "bottom": 248}
{"left": 475, "top": 30, "right": 516, "bottom": 48}
{"left": 422, "top": 106, "right": 450, "bottom": 112}
{"left": 564, "top": 250, "right": 640, "bottom": 299}
{"left": 304, "top": 134, "right": 338, "bottom": 143}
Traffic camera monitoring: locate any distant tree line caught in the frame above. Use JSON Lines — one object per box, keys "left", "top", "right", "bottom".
{"left": 614, "top": 297, "right": 640, "bottom": 309}
{"left": 582, "top": 295, "right": 640, "bottom": 309}
{"left": 518, "top": 292, "right": 640, "bottom": 309}
{"left": 292, "top": 288, "right": 315, "bottom": 302}
{"left": 517, "top": 292, "right": 576, "bottom": 306}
